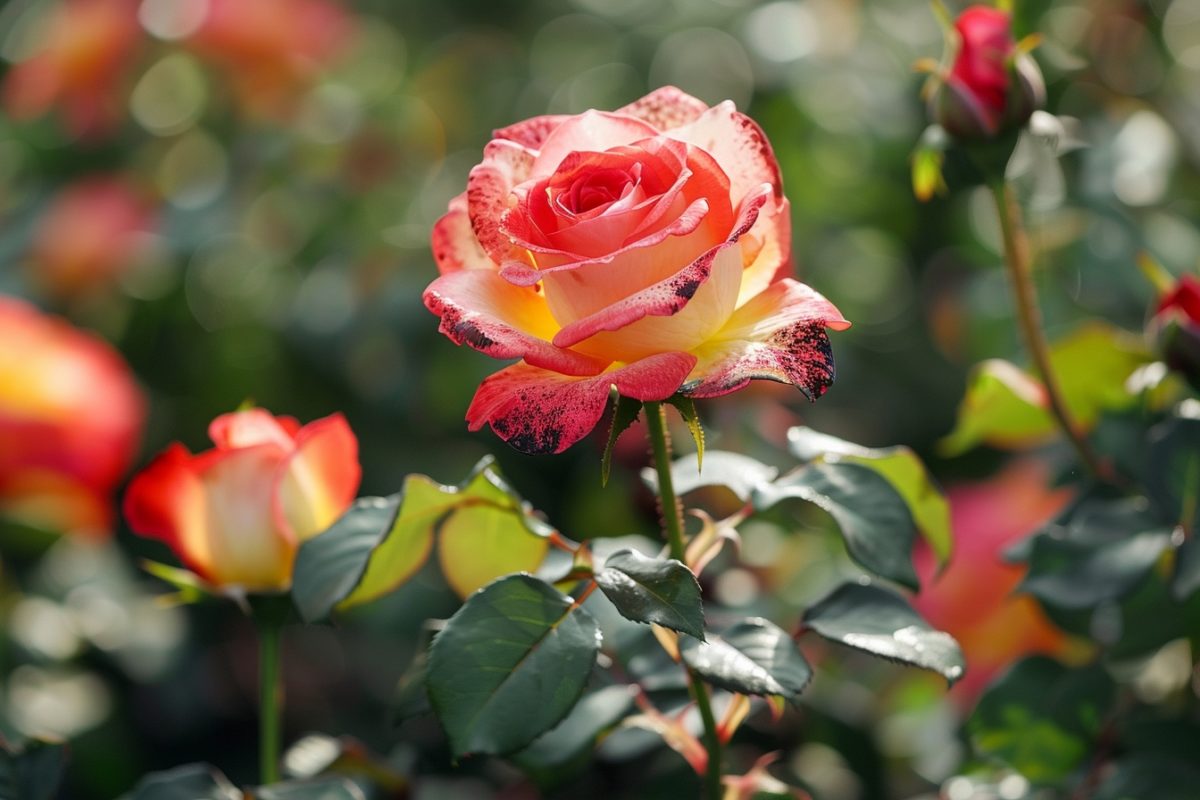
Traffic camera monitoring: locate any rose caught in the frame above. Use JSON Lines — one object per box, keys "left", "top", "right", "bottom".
{"left": 931, "top": 5, "right": 1044, "bottom": 140}
{"left": 1150, "top": 274, "right": 1200, "bottom": 391}
{"left": 0, "top": 296, "right": 145, "bottom": 537}
{"left": 124, "top": 409, "right": 360, "bottom": 592}
{"left": 424, "top": 86, "right": 849, "bottom": 455}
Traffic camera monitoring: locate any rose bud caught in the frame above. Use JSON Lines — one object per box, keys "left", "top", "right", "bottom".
{"left": 124, "top": 409, "right": 360, "bottom": 592}
{"left": 1150, "top": 275, "right": 1200, "bottom": 392}
{"left": 0, "top": 295, "right": 145, "bottom": 538}
{"left": 930, "top": 5, "right": 1045, "bottom": 141}
{"left": 424, "top": 87, "right": 849, "bottom": 455}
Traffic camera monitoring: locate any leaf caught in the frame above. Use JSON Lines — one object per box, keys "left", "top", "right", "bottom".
{"left": 680, "top": 618, "right": 812, "bottom": 703}
{"left": 788, "top": 426, "right": 952, "bottom": 569}
{"left": 1147, "top": 415, "right": 1200, "bottom": 530}
{"left": 426, "top": 574, "right": 601, "bottom": 757}
{"left": 803, "top": 581, "right": 964, "bottom": 683}
{"left": 668, "top": 395, "right": 705, "bottom": 472}
{"left": 252, "top": 778, "right": 365, "bottom": 800}
{"left": 594, "top": 549, "right": 705, "bottom": 640}
{"left": 1094, "top": 755, "right": 1200, "bottom": 800}
{"left": 754, "top": 462, "right": 919, "bottom": 590}
{"left": 969, "top": 656, "right": 1114, "bottom": 785}
{"left": 1018, "top": 498, "right": 1172, "bottom": 610}
{"left": 940, "top": 324, "right": 1150, "bottom": 455}
{"left": 293, "top": 457, "right": 550, "bottom": 621}
{"left": 602, "top": 393, "right": 642, "bottom": 487}
{"left": 642, "top": 450, "right": 778, "bottom": 504}
{"left": 141, "top": 560, "right": 213, "bottom": 604}
{"left": 516, "top": 684, "right": 635, "bottom": 770}
{"left": 1172, "top": 537, "right": 1200, "bottom": 602}
{"left": 121, "top": 764, "right": 241, "bottom": 800}
{"left": 0, "top": 738, "right": 67, "bottom": 800}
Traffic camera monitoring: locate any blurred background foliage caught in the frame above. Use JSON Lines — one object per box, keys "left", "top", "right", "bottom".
{"left": 1, "top": 0, "right": 1198, "bottom": 797}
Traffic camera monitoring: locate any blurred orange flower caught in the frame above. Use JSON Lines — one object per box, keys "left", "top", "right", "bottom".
{"left": 913, "top": 460, "right": 1078, "bottom": 705}
{"left": 185, "top": 0, "right": 353, "bottom": 119}
{"left": 124, "top": 409, "right": 360, "bottom": 592}
{"left": 0, "top": 296, "right": 145, "bottom": 537}
{"left": 29, "top": 177, "right": 157, "bottom": 300}
{"left": 2, "top": 0, "right": 144, "bottom": 138}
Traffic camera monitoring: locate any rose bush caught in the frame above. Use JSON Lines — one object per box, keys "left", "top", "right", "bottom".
{"left": 124, "top": 408, "right": 360, "bottom": 592}
{"left": 424, "top": 87, "right": 849, "bottom": 454}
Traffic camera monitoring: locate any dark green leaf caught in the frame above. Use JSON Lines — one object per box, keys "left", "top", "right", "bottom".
{"left": 680, "top": 618, "right": 812, "bottom": 703}
{"left": 595, "top": 549, "right": 705, "bottom": 640}
{"left": 602, "top": 393, "right": 642, "bottom": 487}
{"left": 426, "top": 574, "right": 601, "bottom": 757}
{"left": 803, "top": 581, "right": 964, "bottom": 683}
{"left": 667, "top": 395, "right": 705, "bottom": 472}
{"left": 252, "top": 777, "right": 365, "bottom": 800}
{"left": 643, "top": 450, "right": 778, "bottom": 504}
{"left": 121, "top": 764, "right": 240, "bottom": 800}
{"left": 1172, "top": 537, "right": 1200, "bottom": 602}
{"left": 0, "top": 738, "right": 67, "bottom": 800}
{"left": 516, "top": 684, "right": 635, "bottom": 769}
{"left": 1019, "top": 498, "right": 1171, "bottom": 610}
{"left": 1094, "top": 755, "right": 1200, "bottom": 800}
{"left": 969, "top": 656, "right": 1113, "bottom": 786}
{"left": 754, "top": 462, "right": 919, "bottom": 589}
{"left": 392, "top": 645, "right": 431, "bottom": 723}
{"left": 1147, "top": 415, "right": 1200, "bottom": 529}
{"left": 788, "top": 426, "right": 952, "bottom": 569}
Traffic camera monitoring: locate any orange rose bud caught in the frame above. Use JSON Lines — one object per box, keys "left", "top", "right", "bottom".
{"left": 124, "top": 409, "right": 361, "bottom": 592}
{"left": 0, "top": 295, "right": 145, "bottom": 537}
{"left": 1150, "top": 275, "right": 1200, "bottom": 392}
{"left": 930, "top": 5, "right": 1044, "bottom": 140}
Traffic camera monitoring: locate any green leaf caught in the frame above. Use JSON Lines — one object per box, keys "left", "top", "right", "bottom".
{"left": 0, "top": 738, "right": 67, "bottom": 800}
{"left": 803, "top": 581, "right": 964, "bottom": 684}
{"left": 940, "top": 323, "right": 1150, "bottom": 455}
{"left": 668, "top": 395, "right": 705, "bottom": 472}
{"left": 788, "top": 426, "right": 952, "bottom": 569}
{"left": 602, "top": 393, "right": 642, "bottom": 487}
{"left": 754, "top": 462, "right": 919, "bottom": 590}
{"left": 1147, "top": 415, "right": 1200, "bottom": 530}
{"left": 1018, "top": 498, "right": 1172, "bottom": 610}
{"left": 293, "top": 457, "right": 550, "bottom": 621}
{"left": 642, "top": 450, "right": 778, "bottom": 504}
{"left": 594, "top": 549, "right": 705, "bottom": 640}
{"left": 1094, "top": 755, "right": 1200, "bottom": 800}
{"left": 1172, "top": 537, "right": 1200, "bottom": 602}
{"left": 121, "top": 764, "right": 241, "bottom": 800}
{"left": 141, "top": 560, "right": 212, "bottom": 604}
{"left": 253, "top": 777, "right": 364, "bottom": 799}
{"left": 969, "top": 656, "right": 1114, "bottom": 785}
{"left": 516, "top": 684, "right": 635, "bottom": 770}
{"left": 680, "top": 618, "right": 812, "bottom": 703}
{"left": 426, "top": 574, "right": 601, "bottom": 757}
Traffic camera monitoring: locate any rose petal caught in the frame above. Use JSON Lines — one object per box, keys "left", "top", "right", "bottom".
{"left": 532, "top": 110, "right": 660, "bottom": 176}
{"left": 467, "top": 139, "right": 536, "bottom": 264}
{"left": 432, "top": 193, "right": 493, "bottom": 274}
{"left": 735, "top": 198, "right": 792, "bottom": 307}
{"left": 466, "top": 352, "right": 697, "bottom": 455}
{"left": 670, "top": 101, "right": 784, "bottom": 205}
{"left": 424, "top": 269, "right": 610, "bottom": 375}
{"left": 493, "top": 113, "right": 571, "bottom": 149}
{"left": 275, "top": 413, "right": 361, "bottom": 542}
{"left": 617, "top": 86, "right": 710, "bottom": 132}
{"left": 209, "top": 409, "right": 297, "bottom": 450}
{"left": 123, "top": 444, "right": 213, "bottom": 579}
{"left": 681, "top": 278, "right": 850, "bottom": 399}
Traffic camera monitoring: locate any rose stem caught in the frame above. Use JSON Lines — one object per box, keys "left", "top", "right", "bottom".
{"left": 990, "top": 180, "right": 1107, "bottom": 480}
{"left": 644, "top": 401, "right": 723, "bottom": 799}
{"left": 256, "top": 613, "right": 285, "bottom": 785}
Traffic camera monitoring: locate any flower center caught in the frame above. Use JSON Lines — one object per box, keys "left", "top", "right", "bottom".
{"left": 556, "top": 164, "right": 642, "bottom": 217}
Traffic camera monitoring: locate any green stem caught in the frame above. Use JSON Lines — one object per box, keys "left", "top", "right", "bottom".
{"left": 990, "top": 181, "right": 1108, "bottom": 481}
{"left": 644, "top": 401, "right": 722, "bottom": 799}
{"left": 257, "top": 616, "right": 284, "bottom": 786}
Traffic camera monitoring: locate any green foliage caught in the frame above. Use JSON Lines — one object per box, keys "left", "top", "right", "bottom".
{"left": 754, "top": 462, "right": 920, "bottom": 590}
{"left": 425, "top": 575, "right": 600, "bottom": 757}
{"left": 1172, "top": 537, "right": 1200, "bottom": 602}
{"left": 120, "top": 764, "right": 240, "bottom": 800}
{"left": 292, "top": 457, "right": 550, "bottom": 621}
{"left": 969, "top": 657, "right": 1114, "bottom": 785}
{"left": 643, "top": 449, "right": 778, "bottom": 504}
{"left": 1093, "top": 754, "right": 1200, "bottom": 800}
{"left": 667, "top": 395, "right": 705, "bottom": 471}
{"left": 594, "top": 549, "right": 705, "bottom": 640}
{"left": 516, "top": 684, "right": 635, "bottom": 771}
{"left": 0, "top": 738, "right": 67, "bottom": 800}
{"left": 679, "top": 618, "right": 812, "bottom": 703}
{"left": 602, "top": 394, "right": 642, "bottom": 487}
{"left": 251, "top": 778, "right": 364, "bottom": 799}
{"left": 803, "top": 581, "right": 964, "bottom": 683}
{"left": 1146, "top": 415, "right": 1200, "bottom": 529}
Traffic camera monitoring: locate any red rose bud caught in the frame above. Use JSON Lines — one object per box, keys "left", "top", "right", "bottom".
{"left": 931, "top": 6, "right": 1045, "bottom": 140}
{"left": 1151, "top": 275, "right": 1200, "bottom": 391}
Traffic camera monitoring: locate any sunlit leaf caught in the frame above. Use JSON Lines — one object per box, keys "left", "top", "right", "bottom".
{"left": 642, "top": 450, "right": 777, "bottom": 504}
{"left": 680, "top": 618, "right": 812, "bottom": 703}
{"left": 788, "top": 426, "right": 952, "bottom": 569}
{"left": 595, "top": 549, "right": 705, "bottom": 640}
{"left": 754, "top": 462, "right": 919, "bottom": 589}
{"left": 803, "top": 581, "right": 964, "bottom": 683}
{"left": 426, "top": 574, "right": 600, "bottom": 757}
{"left": 438, "top": 503, "right": 549, "bottom": 599}
{"left": 120, "top": 764, "right": 240, "bottom": 800}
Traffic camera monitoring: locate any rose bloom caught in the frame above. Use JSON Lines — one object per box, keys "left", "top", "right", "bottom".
{"left": 185, "top": 0, "right": 353, "bottom": 119}
{"left": 424, "top": 87, "right": 849, "bottom": 454}
{"left": 124, "top": 409, "right": 360, "bottom": 592}
{"left": 1150, "top": 274, "right": 1200, "bottom": 391}
{"left": 931, "top": 5, "right": 1044, "bottom": 139}
{"left": 0, "top": 296, "right": 144, "bottom": 537}
{"left": 913, "top": 461, "right": 1078, "bottom": 705}
{"left": 2, "top": 0, "right": 143, "bottom": 138}
{"left": 29, "top": 177, "right": 157, "bottom": 299}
